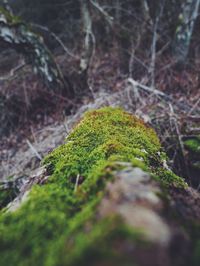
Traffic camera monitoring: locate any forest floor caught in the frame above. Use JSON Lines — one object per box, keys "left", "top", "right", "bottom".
{"left": 0, "top": 51, "right": 199, "bottom": 192}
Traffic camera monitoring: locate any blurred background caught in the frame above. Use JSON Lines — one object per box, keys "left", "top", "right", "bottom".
{"left": 0, "top": 0, "right": 199, "bottom": 192}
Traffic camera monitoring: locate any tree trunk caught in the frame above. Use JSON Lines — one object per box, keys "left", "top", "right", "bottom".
{"left": 77, "top": 0, "right": 93, "bottom": 95}
{"left": 0, "top": 7, "right": 69, "bottom": 92}
{"left": 0, "top": 107, "right": 200, "bottom": 266}
{"left": 173, "top": 0, "right": 200, "bottom": 63}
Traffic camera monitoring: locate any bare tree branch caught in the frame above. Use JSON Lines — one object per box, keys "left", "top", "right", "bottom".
{"left": 90, "top": 0, "right": 114, "bottom": 27}
{"left": 0, "top": 61, "right": 25, "bottom": 81}
{"left": 30, "top": 23, "right": 77, "bottom": 59}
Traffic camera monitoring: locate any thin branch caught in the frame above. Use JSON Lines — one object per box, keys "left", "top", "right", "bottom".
{"left": 30, "top": 23, "right": 77, "bottom": 59}
{"left": 127, "top": 78, "right": 192, "bottom": 113}
{"left": 26, "top": 139, "right": 42, "bottom": 161}
{"left": 149, "top": 19, "right": 158, "bottom": 88}
{"left": 90, "top": 0, "right": 114, "bottom": 27}
{"left": 127, "top": 78, "right": 168, "bottom": 98}
{"left": 169, "top": 103, "right": 190, "bottom": 183}
{"left": 74, "top": 174, "right": 80, "bottom": 193}
{"left": 0, "top": 62, "right": 26, "bottom": 81}
{"left": 187, "top": 95, "right": 200, "bottom": 116}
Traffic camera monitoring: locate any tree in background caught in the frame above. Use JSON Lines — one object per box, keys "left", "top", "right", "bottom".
{"left": 0, "top": 0, "right": 199, "bottom": 137}
{"left": 0, "top": 5, "right": 69, "bottom": 92}
{"left": 1, "top": 0, "right": 199, "bottom": 80}
{"left": 173, "top": 0, "right": 200, "bottom": 63}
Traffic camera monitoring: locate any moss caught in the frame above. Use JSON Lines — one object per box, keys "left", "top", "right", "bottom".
{"left": 153, "top": 168, "right": 186, "bottom": 188}
{"left": 0, "top": 188, "right": 17, "bottom": 210}
{"left": 184, "top": 136, "right": 200, "bottom": 186}
{"left": 0, "top": 107, "right": 186, "bottom": 265}
{"left": 184, "top": 136, "right": 200, "bottom": 171}
{"left": 0, "top": 7, "right": 22, "bottom": 25}
{"left": 184, "top": 136, "right": 200, "bottom": 155}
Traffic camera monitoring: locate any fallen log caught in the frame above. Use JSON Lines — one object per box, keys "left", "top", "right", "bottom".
{"left": 0, "top": 107, "right": 199, "bottom": 266}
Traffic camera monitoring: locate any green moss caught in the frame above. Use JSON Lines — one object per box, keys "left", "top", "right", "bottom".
{"left": 0, "top": 7, "right": 22, "bottom": 25}
{"left": 0, "top": 107, "right": 186, "bottom": 265}
{"left": 0, "top": 188, "right": 17, "bottom": 210}
{"left": 184, "top": 136, "right": 200, "bottom": 174}
{"left": 153, "top": 168, "right": 186, "bottom": 188}
{"left": 184, "top": 136, "right": 200, "bottom": 154}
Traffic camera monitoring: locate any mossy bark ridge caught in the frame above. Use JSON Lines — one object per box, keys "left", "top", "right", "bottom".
{"left": 0, "top": 107, "right": 199, "bottom": 266}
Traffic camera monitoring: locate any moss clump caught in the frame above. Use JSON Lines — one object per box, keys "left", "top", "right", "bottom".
{"left": 0, "top": 7, "right": 22, "bottom": 25}
{"left": 184, "top": 136, "right": 200, "bottom": 155}
{"left": 0, "top": 187, "right": 17, "bottom": 210}
{"left": 184, "top": 136, "right": 200, "bottom": 185}
{"left": 0, "top": 107, "right": 186, "bottom": 265}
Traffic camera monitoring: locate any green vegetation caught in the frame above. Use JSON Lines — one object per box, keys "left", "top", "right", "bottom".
{"left": 0, "top": 187, "right": 17, "bottom": 210}
{"left": 0, "top": 7, "right": 22, "bottom": 25}
{"left": 185, "top": 136, "right": 200, "bottom": 171}
{"left": 185, "top": 136, "right": 200, "bottom": 155}
{"left": 0, "top": 107, "right": 186, "bottom": 265}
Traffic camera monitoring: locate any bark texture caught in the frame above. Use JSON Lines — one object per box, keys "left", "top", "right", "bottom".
{"left": 0, "top": 7, "right": 67, "bottom": 91}
{"left": 173, "top": 0, "right": 200, "bottom": 62}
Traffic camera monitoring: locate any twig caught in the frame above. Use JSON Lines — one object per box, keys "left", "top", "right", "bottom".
{"left": 31, "top": 23, "right": 77, "bottom": 58}
{"left": 90, "top": 0, "right": 113, "bottom": 27}
{"left": 74, "top": 174, "right": 80, "bottom": 193}
{"left": 187, "top": 128, "right": 200, "bottom": 134}
{"left": 0, "top": 62, "right": 26, "bottom": 81}
{"left": 149, "top": 19, "right": 158, "bottom": 89}
{"left": 128, "top": 38, "right": 135, "bottom": 77}
{"left": 127, "top": 78, "right": 168, "bottom": 98}
{"left": 127, "top": 77, "right": 192, "bottom": 112}
{"left": 62, "top": 112, "right": 70, "bottom": 134}
{"left": 187, "top": 95, "right": 200, "bottom": 116}
{"left": 26, "top": 139, "right": 42, "bottom": 161}
{"left": 22, "top": 81, "right": 30, "bottom": 108}
{"left": 126, "top": 79, "right": 142, "bottom": 107}
{"left": 156, "top": 41, "right": 170, "bottom": 57}
{"left": 169, "top": 103, "right": 190, "bottom": 184}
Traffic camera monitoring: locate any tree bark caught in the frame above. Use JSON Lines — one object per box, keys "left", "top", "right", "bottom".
{"left": 0, "top": 7, "right": 69, "bottom": 92}
{"left": 173, "top": 0, "right": 200, "bottom": 62}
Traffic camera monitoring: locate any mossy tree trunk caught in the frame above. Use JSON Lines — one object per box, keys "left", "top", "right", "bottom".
{"left": 0, "top": 6, "right": 69, "bottom": 93}
{"left": 0, "top": 107, "right": 200, "bottom": 266}
{"left": 173, "top": 0, "right": 200, "bottom": 63}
